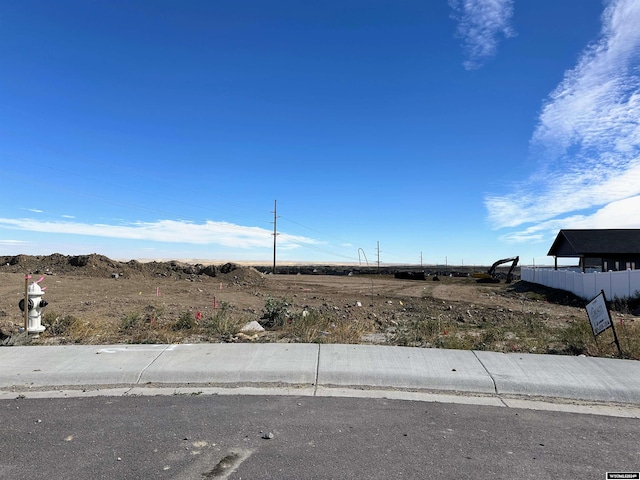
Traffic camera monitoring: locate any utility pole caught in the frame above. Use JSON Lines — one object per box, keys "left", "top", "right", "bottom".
{"left": 420, "top": 252, "right": 423, "bottom": 269}
{"left": 376, "top": 241, "right": 380, "bottom": 274}
{"left": 272, "top": 200, "right": 279, "bottom": 274}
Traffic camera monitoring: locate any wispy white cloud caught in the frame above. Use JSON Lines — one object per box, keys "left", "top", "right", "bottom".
{"left": 61, "top": 214, "right": 75, "bottom": 219}
{"left": 0, "top": 239, "right": 29, "bottom": 246}
{"left": 0, "top": 217, "right": 319, "bottom": 251}
{"left": 499, "top": 195, "right": 640, "bottom": 244}
{"left": 450, "top": 0, "right": 516, "bottom": 70}
{"left": 487, "top": 0, "right": 640, "bottom": 240}
{"left": 27, "top": 208, "right": 43, "bottom": 213}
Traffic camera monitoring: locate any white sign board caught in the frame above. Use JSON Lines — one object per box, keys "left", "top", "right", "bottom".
{"left": 586, "top": 291, "right": 612, "bottom": 336}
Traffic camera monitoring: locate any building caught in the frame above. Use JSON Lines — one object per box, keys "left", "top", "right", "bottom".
{"left": 548, "top": 229, "right": 640, "bottom": 272}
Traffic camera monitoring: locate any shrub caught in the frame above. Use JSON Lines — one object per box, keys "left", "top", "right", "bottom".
{"left": 44, "top": 312, "right": 81, "bottom": 336}
{"left": 171, "top": 311, "right": 195, "bottom": 331}
{"left": 474, "top": 326, "right": 504, "bottom": 351}
{"left": 203, "top": 303, "right": 243, "bottom": 339}
{"left": 282, "top": 309, "right": 324, "bottom": 343}
{"left": 558, "top": 319, "right": 596, "bottom": 356}
{"left": 617, "top": 320, "right": 640, "bottom": 359}
{"left": 611, "top": 291, "right": 640, "bottom": 314}
{"left": 120, "top": 312, "right": 143, "bottom": 332}
{"left": 262, "top": 296, "right": 290, "bottom": 328}
{"left": 1, "top": 331, "right": 30, "bottom": 346}
{"left": 277, "top": 308, "right": 369, "bottom": 344}
{"left": 391, "top": 315, "right": 444, "bottom": 347}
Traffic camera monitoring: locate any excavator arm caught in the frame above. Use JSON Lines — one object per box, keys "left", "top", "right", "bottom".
{"left": 473, "top": 256, "right": 519, "bottom": 283}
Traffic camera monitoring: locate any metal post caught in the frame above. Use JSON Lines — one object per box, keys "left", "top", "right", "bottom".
{"left": 600, "top": 290, "right": 623, "bottom": 357}
{"left": 610, "top": 320, "right": 623, "bottom": 356}
{"left": 23, "top": 274, "right": 30, "bottom": 332}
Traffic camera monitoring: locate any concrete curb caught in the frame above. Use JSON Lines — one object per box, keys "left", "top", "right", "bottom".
{"left": 138, "top": 343, "right": 319, "bottom": 385}
{"left": 474, "top": 351, "right": 640, "bottom": 404}
{"left": 317, "top": 344, "right": 495, "bottom": 393}
{"left": 1, "top": 344, "right": 639, "bottom": 407}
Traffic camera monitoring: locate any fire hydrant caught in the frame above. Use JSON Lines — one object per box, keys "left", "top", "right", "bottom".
{"left": 19, "top": 279, "right": 48, "bottom": 335}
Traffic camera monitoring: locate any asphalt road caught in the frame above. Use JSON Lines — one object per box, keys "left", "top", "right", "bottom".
{"left": 2, "top": 395, "right": 638, "bottom": 480}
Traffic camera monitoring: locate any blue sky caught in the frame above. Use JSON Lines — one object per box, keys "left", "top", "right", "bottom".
{"left": 1, "top": 0, "right": 639, "bottom": 266}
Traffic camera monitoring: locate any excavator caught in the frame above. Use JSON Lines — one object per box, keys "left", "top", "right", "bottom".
{"left": 472, "top": 256, "right": 519, "bottom": 283}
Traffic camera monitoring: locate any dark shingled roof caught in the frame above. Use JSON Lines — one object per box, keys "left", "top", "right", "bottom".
{"left": 548, "top": 229, "right": 640, "bottom": 257}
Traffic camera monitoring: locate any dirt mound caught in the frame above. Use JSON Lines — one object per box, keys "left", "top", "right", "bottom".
{"left": 218, "top": 263, "right": 265, "bottom": 286}
{"left": 0, "top": 254, "right": 265, "bottom": 286}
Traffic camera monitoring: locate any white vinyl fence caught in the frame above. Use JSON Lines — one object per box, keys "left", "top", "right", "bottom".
{"left": 521, "top": 267, "right": 640, "bottom": 300}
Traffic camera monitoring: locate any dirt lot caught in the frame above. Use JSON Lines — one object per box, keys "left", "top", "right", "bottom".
{"left": 1, "top": 254, "right": 637, "bottom": 358}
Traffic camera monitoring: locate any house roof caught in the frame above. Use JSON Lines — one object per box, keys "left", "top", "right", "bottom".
{"left": 548, "top": 229, "right": 640, "bottom": 257}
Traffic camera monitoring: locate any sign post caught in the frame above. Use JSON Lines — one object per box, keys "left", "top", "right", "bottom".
{"left": 585, "top": 290, "right": 622, "bottom": 356}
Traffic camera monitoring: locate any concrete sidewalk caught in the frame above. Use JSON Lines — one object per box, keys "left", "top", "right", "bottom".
{"left": 1, "top": 343, "right": 639, "bottom": 407}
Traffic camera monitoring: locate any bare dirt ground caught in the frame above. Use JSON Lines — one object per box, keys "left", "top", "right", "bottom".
{"left": 0, "top": 254, "right": 637, "bottom": 358}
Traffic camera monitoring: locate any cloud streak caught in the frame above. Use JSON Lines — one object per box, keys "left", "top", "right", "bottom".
{"left": 0, "top": 239, "right": 29, "bottom": 246}
{"left": 450, "top": 0, "right": 516, "bottom": 70}
{"left": 0, "top": 217, "right": 319, "bottom": 251}
{"left": 499, "top": 196, "right": 640, "bottom": 244}
{"left": 486, "top": 0, "right": 640, "bottom": 241}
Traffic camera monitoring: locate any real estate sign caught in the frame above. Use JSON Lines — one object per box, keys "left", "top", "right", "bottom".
{"left": 586, "top": 290, "right": 612, "bottom": 336}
